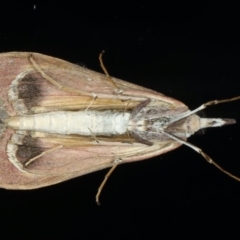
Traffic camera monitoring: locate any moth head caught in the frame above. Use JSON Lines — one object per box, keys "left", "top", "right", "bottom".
{"left": 199, "top": 118, "right": 236, "bottom": 128}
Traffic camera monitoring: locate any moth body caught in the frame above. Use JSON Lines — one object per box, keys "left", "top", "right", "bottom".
{"left": 6, "top": 102, "right": 205, "bottom": 141}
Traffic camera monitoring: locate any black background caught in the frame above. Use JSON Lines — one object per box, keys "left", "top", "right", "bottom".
{"left": 1, "top": 1, "right": 240, "bottom": 238}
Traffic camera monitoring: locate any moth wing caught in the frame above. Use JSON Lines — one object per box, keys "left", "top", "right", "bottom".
{"left": 0, "top": 128, "right": 181, "bottom": 189}
{"left": 0, "top": 52, "right": 187, "bottom": 115}
{"left": 0, "top": 52, "right": 186, "bottom": 189}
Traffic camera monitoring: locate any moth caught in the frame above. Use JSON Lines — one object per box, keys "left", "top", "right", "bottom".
{"left": 0, "top": 52, "right": 239, "bottom": 203}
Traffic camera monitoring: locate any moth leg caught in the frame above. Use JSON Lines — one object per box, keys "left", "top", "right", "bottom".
{"left": 130, "top": 131, "right": 153, "bottom": 146}
{"left": 30, "top": 54, "right": 96, "bottom": 98}
{"left": 87, "top": 127, "right": 99, "bottom": 143}
{"left": 131, "top": 98, "right": 151, "bottom": 118}
{"left": 122, "top": 99, "right": 132, "bottom": 116}
{"left": 96, "top": 158, "right": 122, "bottom": 205}
{"left": 25, "top": 145, "right": 63, "bottom": 167}
{"left": 162, "top": 130, "right": 240, "bottom": 182}
{"left": 99, "top": 51, "right": 123, "bottom": 94}
{"left": 126, "top": 129, "right": 134, "bottom": 144}
{"left": 84, "top": 95, "right": 97, "bottom": 111}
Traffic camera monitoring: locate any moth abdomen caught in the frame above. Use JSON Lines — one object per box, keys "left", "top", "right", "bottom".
{"left": 6, "top": 110, "right": 131, "bottom": 136}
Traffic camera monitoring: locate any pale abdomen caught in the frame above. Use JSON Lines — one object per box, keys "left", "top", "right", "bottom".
{"left": 7, "top": 110, "right": 130, "bottom": 136}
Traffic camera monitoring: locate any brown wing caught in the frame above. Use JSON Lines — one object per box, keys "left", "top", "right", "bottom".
{"left": 0, "top": 128, "right": 181, "bottom": 189}
{"left": 0, "top": 52, "right": 186, "bottom": 189}
{"left": 0, "top": 52, "right": 187, "bottom": 114}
